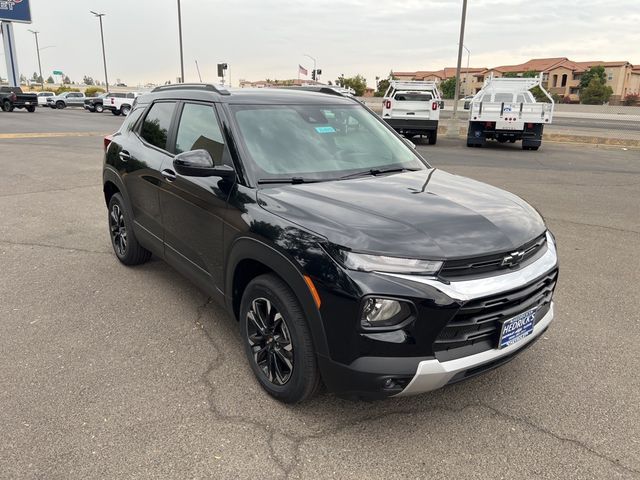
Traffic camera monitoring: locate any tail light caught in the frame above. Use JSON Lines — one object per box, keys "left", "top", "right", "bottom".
{"left": 432, "top": 101, "right": 438, "bottom": 110}
{"left": 526, "top": 123, "right": 534, "bottom": 129}
{"left": 104, "top": 135, "right": 113, "bottom": 152}
{"left": 384, "top": 100, "right": 391, "bottom": 109}
{"left": 485, "top": 122, "right": 495, "bottom": 128}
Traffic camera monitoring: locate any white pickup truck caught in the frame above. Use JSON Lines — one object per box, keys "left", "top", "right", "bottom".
{"left": 381, "top": 81, "right": 442, "bottom": 145}
{"left": 466, "top": 74, "right": 554, "bottom": 150}
{"left": 104, "top": 92, "right": 143, "bottom": 116}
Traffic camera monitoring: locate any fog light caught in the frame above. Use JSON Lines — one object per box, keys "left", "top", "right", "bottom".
{"left": 361, "top": 298, "right": 412, "bottom": 329}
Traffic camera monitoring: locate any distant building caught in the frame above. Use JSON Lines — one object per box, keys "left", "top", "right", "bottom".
{"left": 238, "top": 79, "right": 322, "bottom": 88}
{"left": 394, "top": 57, "right": 640, "bottom": 103}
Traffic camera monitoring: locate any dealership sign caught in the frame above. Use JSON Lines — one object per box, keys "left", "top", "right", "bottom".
{"left": 0, "top": 0, "right": 32, "bottom": 23}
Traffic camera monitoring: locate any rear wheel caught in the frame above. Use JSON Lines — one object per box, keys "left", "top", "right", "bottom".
{"left": 240, "top": 274, "right": 321, "bottom": 403}
{"left": 107, "top": 193, "right": 151, "bottom": 266}
{"left": 121, "top": 105, "right": 131, "bottom": 116}
{"left": 111, "top": 109, "right": 121, "bottom": 116}
{"left": 428, "top": 130, "right": 437, "bottom": 145}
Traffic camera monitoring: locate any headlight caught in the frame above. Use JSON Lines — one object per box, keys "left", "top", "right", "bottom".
{"left": 361, "top": 297, "right": 413, "bottom": 329}
{"left": 341, "top": 251, "right": 442, "bottom": 275}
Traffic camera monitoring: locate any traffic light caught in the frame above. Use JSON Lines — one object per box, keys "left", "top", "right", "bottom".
{"left": 217, "top": 63, "right": 228, "bottom": 78}
{"left": 311, "top": 69, "right": 316, "bottom": 81}
{"left": 311, "top": 69, "right": 322, "bottom": 81}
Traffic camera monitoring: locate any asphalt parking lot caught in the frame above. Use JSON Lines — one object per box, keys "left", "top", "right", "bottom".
{"left": 1, "top": 108, "right": 639, "bottom": 479}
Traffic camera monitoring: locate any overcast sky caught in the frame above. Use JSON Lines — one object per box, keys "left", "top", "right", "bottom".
{"left": 2, "top": 0, "right": 639, "bottom": 87}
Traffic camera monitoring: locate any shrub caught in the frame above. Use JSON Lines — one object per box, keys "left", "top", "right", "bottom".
{"left": 54, "top": 86, "right": 81, "bottom": 95}
{"left": 622, "top": 93, "right": 639, "bottom": 106}
{"left": 85, "top": 86, "right": 106, "bottom": 97}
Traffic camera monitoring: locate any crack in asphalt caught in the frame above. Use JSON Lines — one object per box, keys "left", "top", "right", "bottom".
{"left": 193, "top": 300, "right": 640, "bottom": 479}
{"left": 0, "top": 183, "right": 99, "bottom": 198}
{"left": 0, "top": 239, "right": 110, "bottom": 255}
{"left": 194, "top": 297, "right": 302, "bottom": 478}
{"left": 546, "top": 217, "right": 640, "bottom": 235}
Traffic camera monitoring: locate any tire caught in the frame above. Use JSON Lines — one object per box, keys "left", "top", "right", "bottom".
{"left": 107, "top": 193, "right": 151, "bottom": 266}
{"left": 121, "top": 105, "right": 131, "bottom": 116}
{"left": 428, "top": 130, "right": 437, "bottom": 145}
{"left": 56, "top": 101, "right": 65, "bottom": 109}
{"left": 111, "top": 109, "right": 121, "bottom": 116}
{"left": 2, "top": 100, "right": 13, "bottom": 112}
{"left": 26, "top": 106, "right": 36, "bottom": 113}
{"left": 403, "top": 134, "right": 415, "bottom": 140}
{"left": 95, "top": 104, "right": 104, "bottom": 113}
{"left": 240, "top": 274, "right": 322, "bottom": 403}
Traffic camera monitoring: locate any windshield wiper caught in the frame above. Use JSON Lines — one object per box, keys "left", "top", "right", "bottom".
{"left": 337, "top": 167, "right": 420, "bottom": 181}
{"left": 257, "top": 177, "right": 323, "bottom": 185}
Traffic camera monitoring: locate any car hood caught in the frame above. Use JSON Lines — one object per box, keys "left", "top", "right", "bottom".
{"left": 256, "top": 169, "right": 546, "bottom": 259}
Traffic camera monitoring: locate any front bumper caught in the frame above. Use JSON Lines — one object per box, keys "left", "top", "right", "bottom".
{"left": 317, "top": 232, "right": 558, "bottom": 399}
{"left": 395, "top": 303, "right": 553, "bottom": 396}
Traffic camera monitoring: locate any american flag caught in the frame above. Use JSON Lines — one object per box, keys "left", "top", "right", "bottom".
{"left": 298, "top": 65, "right": 308, "bottom": 76}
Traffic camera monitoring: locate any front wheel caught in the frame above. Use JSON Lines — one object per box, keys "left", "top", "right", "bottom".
{"left": 107, "top": 193, "right": 151, "bottom": 266}
{"left": 2, "top": 100, "right": 13, "bottom": 112}
{"left": 240, "top": 274, "right": 321, "bottom": 403}
{"left": 95, "top": 104, "right": 104, "bottom": 113}
{"left": 56, "top": 101, "right": 65, "bottom": 109}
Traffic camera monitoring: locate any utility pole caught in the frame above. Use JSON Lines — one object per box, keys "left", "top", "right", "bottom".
{"left": 90, "top": 11, "right": 109, "bottom": 92}
{"left": 463, "top": 45, "right": 470, "bottom": 96}
{"left": 28, "top": 29, "right": 43, "bottom": 91}
{"left": 449, "top": 0, "right": 468, "bottom": 136}
{"left": 177, "top": 0, "right": 185, "bottom": 83}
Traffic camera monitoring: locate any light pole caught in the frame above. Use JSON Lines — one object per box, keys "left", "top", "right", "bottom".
{"left": 303, "top": 54, "right": 316, "bottom": 81}
{"left": 177, "top": 0, "right": 185, "bottom": 83}
{"left": 28, "top": 29, "right": 43, "bottom": 91}
{"left": 450, "top": 0, "right": 468, "bottom": 134}
{"left": 90, "top": 11, "right": 109, "bottom": 92}
{"left": 462, "top": 44, "right": 470, "bottom": 96}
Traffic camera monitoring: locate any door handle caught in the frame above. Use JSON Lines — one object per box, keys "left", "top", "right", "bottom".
{"left": 161, "top": 169, "right": 177, "bottom": 181}
{"left": 119, "top": 150, "right": 131, "bottom": 162}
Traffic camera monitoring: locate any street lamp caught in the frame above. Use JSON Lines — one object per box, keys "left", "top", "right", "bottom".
{"left": 450, "top": 0, "right": 468, "bottom": 129}
{"left": 28, "top": 29, "right": 43, "bottom": 91}
{"left": 177, "top": 0, "right": 185, "bottom": 83}
{"left": 462, "top": 44, "right": 470, "bottom": 95}
{"left": 90, "top": 11, "right": 109, "bottom": 92}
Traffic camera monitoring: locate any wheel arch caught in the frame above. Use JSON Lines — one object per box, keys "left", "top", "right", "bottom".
{"left": 225, "top": 236, "right": 330, "bottom": 357}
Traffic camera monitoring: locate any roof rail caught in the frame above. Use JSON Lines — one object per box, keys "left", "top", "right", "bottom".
{"left": 278, "top": 86, "right": 345, "bottom": 97}
{"left": 151, "top": 83, "right": 230, "bottom": 96}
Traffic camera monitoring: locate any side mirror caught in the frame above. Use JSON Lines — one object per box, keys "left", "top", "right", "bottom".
{"left": 173, "top": 149, "right": 235, "bottom": 179}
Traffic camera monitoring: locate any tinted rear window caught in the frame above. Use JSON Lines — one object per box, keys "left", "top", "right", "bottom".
{"left": 394, "top": 92, "right": 433, "bottom": 102}
{"left": 140, "top": 102, "right": 175, "bottom": 150}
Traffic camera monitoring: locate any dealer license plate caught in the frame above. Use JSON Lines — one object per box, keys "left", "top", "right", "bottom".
{"left": 498, "top": 307, "right": 537, "bottom": 349}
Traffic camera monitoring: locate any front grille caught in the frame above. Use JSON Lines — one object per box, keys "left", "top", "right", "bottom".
{"left": 433, "top": 268, "right": 558, "bottom": 359}
{"left": 439, "top": 234, "right": 547, "bottom": 279}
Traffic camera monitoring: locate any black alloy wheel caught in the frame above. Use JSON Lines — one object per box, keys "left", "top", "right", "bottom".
{"left": 109, "top": 202, "right": 127, "bottom": 257}
{"left": 240, "top": 274, "right": 321, "bottom": 403}
{"left": 106, "top": 193, "right": 151, "bottom": 265}
{"left": 246, "top": 297, "right": 294, "bottom": 386}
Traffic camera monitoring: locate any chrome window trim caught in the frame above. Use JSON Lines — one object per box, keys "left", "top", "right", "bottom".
{"left": 379, "top": 231, "right": 557, "bottom": 302}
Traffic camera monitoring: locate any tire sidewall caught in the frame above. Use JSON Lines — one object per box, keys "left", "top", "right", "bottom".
{"left": 239, "top": 277, "right": 315, "bottom": 402}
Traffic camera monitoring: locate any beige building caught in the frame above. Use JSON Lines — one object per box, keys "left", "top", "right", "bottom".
{"left": 393, "top": 67, "right": 486, "bottom": 97}
{"left": 396, "top": 57, "right": 640, "bottom": 104}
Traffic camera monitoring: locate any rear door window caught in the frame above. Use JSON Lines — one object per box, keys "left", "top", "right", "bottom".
{"left": 140, "top": 102, "right": 176, "bottom": 150}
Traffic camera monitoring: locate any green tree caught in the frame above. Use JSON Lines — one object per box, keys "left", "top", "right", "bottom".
{"left": 46, "top": 75, "right": 54, "bottom": 84}
{"left": 579, "top": 65, "right": 606, "bottom": 91}
{"left": 341, "top": 74, "right": 367, "bottom": 96}
{"left": 31, "top": 72, "right": 43, "bottom": 83}
{"left": 440, "top": 77, "right": 456, "bottom": 99}
{"left": 62, "top": 75, "right": 71, "bottom": 84}
{"left": 83, "top": 75, "right": 95, "bottom": 86}
{"left": 580, "top": 77, "right": 613, "bottom": 104}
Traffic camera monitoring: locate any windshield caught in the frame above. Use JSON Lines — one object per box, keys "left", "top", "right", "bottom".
{"left": 231, "top": 104, "right": 427, "bottom": 181}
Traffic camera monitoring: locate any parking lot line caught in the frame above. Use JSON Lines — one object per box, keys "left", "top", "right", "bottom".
{"left": 0, "top": 132, "right": 109, "bottom": 139}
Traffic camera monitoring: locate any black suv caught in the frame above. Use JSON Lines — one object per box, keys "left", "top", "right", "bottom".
{"left": 103, "top": 84, "right": 558, "bottom": 403}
